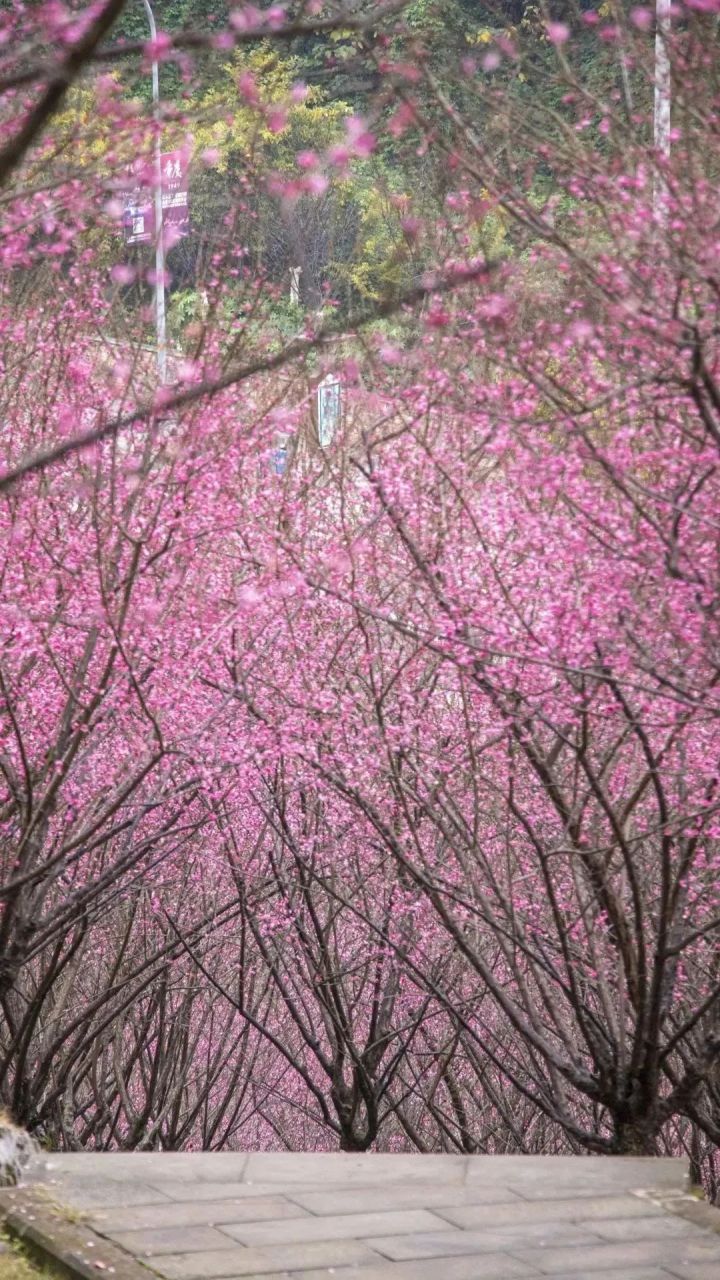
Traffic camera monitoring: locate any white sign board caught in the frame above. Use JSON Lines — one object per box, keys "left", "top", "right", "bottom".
{"left": 317, "top": 376, "right": 341, "bottom": 447}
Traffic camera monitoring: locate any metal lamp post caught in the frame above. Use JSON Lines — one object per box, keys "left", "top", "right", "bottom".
{"left": 142, "top": 0, "right": 167, "bottom": 382}
{"left": 653, "top": 0, "right": 671, "bottom": 223}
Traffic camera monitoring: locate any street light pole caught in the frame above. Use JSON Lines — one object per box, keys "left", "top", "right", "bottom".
{"left": 142, "top": 0, "right": 167, "bottom": 382}
{"left": 653, "top": 0, "right": 671, "bottom": 223}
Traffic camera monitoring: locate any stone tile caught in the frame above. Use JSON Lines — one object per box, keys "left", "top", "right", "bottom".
{"left": 290, "top": 1255, "right": 538, "bottom": 1279}
{"left": 584, "top": 1215, "right": 702, "bottom": 1242}
{"left": 38, "top": 1179, "right": 173, "bottom": 1210}
{"left": 148, "top": 1247, "right": 268, "bottom": 1279}
{"left": 40, "top": 1153, "right": 250, "bottom": 1183}
{"left": 221, "top": 1207, "right": 447, "bottom": 1247}
{"left": 149, "top": 1240, "right": 383, "bottom": 1278}
{"left": 664, "top": 1268, "right": 720, "bottom": 1280}
{"left": 243, "top": 1152, "right": 468, "bottom": 1187}
{"left": 107, "top": 1224, "right": 237, "bottom": 1257}
{"left": 509, "top": 1236, "right": 720, "bottom": 1274}
{"left": 367, "top": 1220, "right": 599, "bottom": 1260}
{"left": 41, "top": 1154, "right": 195, "bottom": 1182}
{"left": 511, "top": 1180, "right": 679, "bottom": 1203}
{"left": 499, "top": 1158, "right": 687, "bottom": 1201}
{"left": 437, "top": 1195, "right": 666, "bottom": 1229}
{"left": 464, "top": 1156, "right": 580, "bottom": 1178}
{"left": 492, "top": 1221, "right": 612, "bottom": 1250}
{"left": 542, "top": 1272, "right": 675, "bottom": 1280}
{"left": 150, "top": 1181, "right": 302, "bottom": 1202}
{"left": 289, "top": 1184, "right": 522, "bottom": 1216}
{"left": 89, "top": 1196, "right": 308, "bottom": 1233}
{"left": 465, "top": 1156, "right": 685, "bottom": 1191}
{"left": 245, "top": 1239, "right": 385, "bottom": 1274}
{"left": 192, "top": 1156, "right": 251, "bottom": 1183}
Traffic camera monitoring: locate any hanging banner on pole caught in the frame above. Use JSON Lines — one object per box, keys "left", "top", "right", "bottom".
{"left": 160, "top": 150, "right": 189, "bottom": 238}
{"left": 119, "top": 159, "right": 154, "bottom": 245}
{"left": 116, "top": 150, "right": 190, "bottom": 245}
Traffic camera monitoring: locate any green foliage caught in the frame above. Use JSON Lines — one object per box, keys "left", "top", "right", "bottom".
{"left": 168, "top": 287, "right": 203, "bottom": 335}
{"left": 193, "top": 45, "right": 350, "bottom": 167}
{"left": 0, "top": 1236, "right": 55, "bottom": 1280}
{"left": 63, "top": 0, "right": 631, "bottom": 336}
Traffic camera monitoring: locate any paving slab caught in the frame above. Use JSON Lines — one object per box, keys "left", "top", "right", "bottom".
{"left": 496, "top": 1157, "right": 687, "bottom": 1200}
{"left": 242, "top": 1151, "right": 470, "bottom": 1185}
{"left": 584, "top": 1214, "right": 703, "bottom": 1241}
{"left": 107, "top": 1223, "right": 240, "bottom": 1256}
{"left": 437, "top": 1194, "right": 668, "bottom": 1229}
{"left": 664, "top": 1267, "right": 720, "bottom": 1280}
{"left": 6, "top": 1153, "right": 720, "bottom": 1280}
{"left": 289, "top": 1183, "right": 523, "bottom": 1215}
{"left": 540, "top": 1272, "right": 679, "bottom": 1280}
{"left": 290, "top": 1272, "right": 677, "bottom": 1280}
{"left": 39, "top": 1153, "right": 251, "bottom": 1183}
{"left": 509, "top": 1235, "right": 720, "bottom": 1274}
{"left": 86, "top": 1196, "right": 310, "bottom": 1232}
{"left": 365, "top": 1220, "right": 601, "bottom": 1260}
{"left": 148, "top": 1239, "right": 386, "bottom": 1278}
{"left": 41, "top": 1181, "right": 175, "bottom": 1210}
{"left": 280, "top": 1256, "right": 539, "bottom": 1279}
{"left": 147, "top": 1181, "right": 306, "bottom": 1202}
{"left": 220, "top": 1207, "right": 449, "bottom": 1247}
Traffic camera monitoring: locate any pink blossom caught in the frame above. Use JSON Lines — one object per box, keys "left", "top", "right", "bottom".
{"left": 327, "top": 145, "right": 352, "bottom": 170}
{"left": 388, "top": 102, "right": 416, "bottom": 138}
{"left": 229, "top": 5, "right": 263, "bottom": 31}
{"left": 238, "top": 584, "right": 262, "bottom": 609}
{"left": 345, "top": 116, "right": 377, "bottom": 157}
{"left": 630, "top": 6, "right": 653, "bottom": 27}
{"left": 546, "top": 21, "right": 570, "bottom": 44}
{"left": 266, "top": 106, "right": 288, "bottom": 134}
{"left": 144, "top": 32, "right": 173, "bottom": 60}
{"left": 110, "top": 264, "right": 135, "bottom": 285}
{"left": 303, "top": 172, "right": 329, "bottom": 196}
{"left": 237, "top": 71, "right": 259, "bottom": 104}
{"left": 425, "top": 306, "right": 451, "bottom": 328}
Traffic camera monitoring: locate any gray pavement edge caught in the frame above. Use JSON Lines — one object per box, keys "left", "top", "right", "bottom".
{"left": 0, "top": 1185, "right": 153, "bottom": 1280}
{"left": 639, "top": 1187, "right": 720, "bottom": 1239}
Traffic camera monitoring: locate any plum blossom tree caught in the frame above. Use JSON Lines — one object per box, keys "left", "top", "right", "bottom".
{"left": 1, "top": 0, "right": 720, "bottom": 1204}
{"left": 188, "top": 7, "right": 720, "bottom": 1185}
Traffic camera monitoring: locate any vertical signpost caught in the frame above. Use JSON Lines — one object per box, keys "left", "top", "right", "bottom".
{"left": 272, "top": 443, "right": 289, "bottom": 475}
{"left": 116, "top": 6, "right": 190, "bottom": 383}
{"left": 317, "top": 375, "right": 341, "bottom": 448}
{"left": 142, "top": 0, "right": 167, "bottom": 383}
{"left": 653, "top": 0, "right": 671, "bottom": 224}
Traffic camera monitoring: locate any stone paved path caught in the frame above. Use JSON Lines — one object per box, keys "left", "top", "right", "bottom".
{"left": 29, "top": 1153, "right": 720, "bottom": 1279}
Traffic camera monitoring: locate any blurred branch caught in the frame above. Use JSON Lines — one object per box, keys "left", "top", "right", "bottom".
{"left": 0, "top": 0, "right": 128, "bottom": 188}
{"left": 0, "top": 1, "right": 409, "bottom": 96}
{"left": 0, "top": 260, "right": 492, "bottom": 492}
